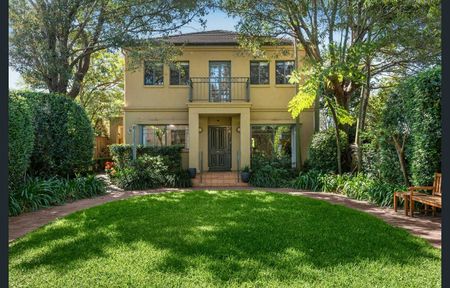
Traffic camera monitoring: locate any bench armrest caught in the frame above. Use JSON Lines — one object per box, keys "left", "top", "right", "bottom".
{"left": 408, "top": 186, "right": 433, "bottom": 191}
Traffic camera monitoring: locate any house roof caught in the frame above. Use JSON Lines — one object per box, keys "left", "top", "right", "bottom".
{"left": 159, "top": 30, "right": 293, "bottom": 46}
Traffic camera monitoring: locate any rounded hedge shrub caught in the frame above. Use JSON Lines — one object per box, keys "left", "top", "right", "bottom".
{"left": 18, "top": 91, "right": 94, "bottom": 178}
{"left": 8, "top": 92, "right": 34, "bottom": 190}
{"left": 307, "top": 128, "right": 348, "bottom": 173}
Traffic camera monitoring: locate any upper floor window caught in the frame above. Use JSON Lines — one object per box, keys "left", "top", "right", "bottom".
{"left": 275, "top": 60, "right": 295, "bottom": 84}
{"left": 170, "top": 61, "right": 190, "bottom": 85}
{"left": 144, "top": 61, "right": 163, "bottom": 85}
{"left": 250, "top": 61, "right": 270, "bottom": 84}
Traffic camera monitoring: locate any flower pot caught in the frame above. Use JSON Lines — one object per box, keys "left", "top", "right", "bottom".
{"left": 188, "top": 168, "right": 197, "bottom": 178}
{"left": 241, "top": 171, "right": 251, "bottom": 183}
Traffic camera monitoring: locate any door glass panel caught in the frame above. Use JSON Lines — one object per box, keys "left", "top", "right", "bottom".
{"left": 210, "top": 62, "right": 231, "bottom": 102}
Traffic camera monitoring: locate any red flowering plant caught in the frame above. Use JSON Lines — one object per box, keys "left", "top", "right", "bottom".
{"left": 105, "top": 161, "right": 116, "bottom": 175}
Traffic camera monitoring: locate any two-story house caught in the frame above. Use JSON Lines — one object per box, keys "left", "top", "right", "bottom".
{"left": 123, "top": 30, "right": 316, "bottom": 174}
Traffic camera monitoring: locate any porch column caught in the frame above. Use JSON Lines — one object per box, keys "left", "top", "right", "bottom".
{"left": 240, "top": 111, "right": 251, "bottom": 168}
{"left": 188, "top": 111, "right": 199, "bottom": 170}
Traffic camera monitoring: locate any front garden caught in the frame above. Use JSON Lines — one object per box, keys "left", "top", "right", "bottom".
{"left": 9, "top": 190, "right": 441, "bottom": 287}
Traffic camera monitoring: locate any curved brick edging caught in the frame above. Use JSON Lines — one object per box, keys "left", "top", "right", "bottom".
{"left": 8, "top": 187, "right": 441, "bottom": 248}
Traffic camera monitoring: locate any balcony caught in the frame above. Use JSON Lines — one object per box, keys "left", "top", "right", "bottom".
{"left": 188, "top": 77, "right": 250, "bottom": 102}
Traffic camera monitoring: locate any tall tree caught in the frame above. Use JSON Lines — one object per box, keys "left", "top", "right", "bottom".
{"left": 76, "top": 50, "right": 124, "bottom": 136}
{"left": 9, "top": 0, "right": 209, "bottom": 99}
{"left": 223, "top": 0, "right": 440, "bottom": 173}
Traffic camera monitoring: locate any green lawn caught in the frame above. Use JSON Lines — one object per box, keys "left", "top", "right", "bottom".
{"left": 9, "top": 190, "right": 441, "bottom": 287}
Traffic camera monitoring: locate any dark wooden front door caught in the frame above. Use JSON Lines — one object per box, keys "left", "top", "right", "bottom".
{"left": 208, "top": 126, "right": 231, "bottom": 171}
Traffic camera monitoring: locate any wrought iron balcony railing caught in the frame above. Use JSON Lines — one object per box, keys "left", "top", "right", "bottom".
{"left": 188, "top": 77, "right": 250, "bottom": 102}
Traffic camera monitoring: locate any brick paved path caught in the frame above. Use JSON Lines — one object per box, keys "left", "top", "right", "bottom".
{"left": 9, "top": 185, "right": 441, "bottom": 248}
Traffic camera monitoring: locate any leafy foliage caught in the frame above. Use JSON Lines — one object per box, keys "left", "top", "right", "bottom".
{"left": 378, "top": 66, "right": 441, "bottom": 185}
{"left": 307, "top": 128, "right": 348, "bottom": 173}
{"left": 165, "top": 169, "right": 193, "bottom": 188}
{"left": 9, "top": 0, "right": 208, "bottom": 98}
{"left": 8, "top": 92, "right": 34, "bottom": 191}
{"left": 9, "top": 175, "right": 106, "bottom": 216}
{"left": 109, "top": 144, "right": 191, "bottom": 190}
{"left": 111, "top": 155, "right": 168, "bottom": 190}
{"left": 109, "top": 144, "right": 184, "bottom": 170}
{"left": 249, "top": 154, "right": 294, "bottom": 187}
{"left": 75, "top": 51, "right": 124, "bottom": 136}
{"left": 224, "top": 0, "right": 441, "bottom": 174}
{"left": 291, "top": 171, "right": 405, "bottom": 207}
{"left": 408, "top": 67, "right": 441, "bottom": 185}
{"left": 289, "top": 170, "right": 324, "bottom": 191}
{"left": 18, "top": 91, "right": 94, "bottom": 178}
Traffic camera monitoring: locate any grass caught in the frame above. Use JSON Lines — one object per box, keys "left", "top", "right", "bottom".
{"left": 9, "top": 190, "right": 441, "bottom": 287}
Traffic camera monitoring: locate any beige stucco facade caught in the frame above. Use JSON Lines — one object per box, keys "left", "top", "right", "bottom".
{"left": 123, "top": 44, "right": 316, "bottom": 171}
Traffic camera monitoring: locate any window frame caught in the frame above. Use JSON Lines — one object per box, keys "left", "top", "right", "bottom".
{"left": 249, "top": 61, "right": 270, "bottom": 85}
{"left": 275, "top": 60, "right": 295, "bottom": 85}
{"left": 140, "top": 124, "right": 189, "bottom": 149}
{"left": 144, "top": 61, "right": 164, "bottom": 86}
{"left": 250, "top": 124, "right": 294, "bottom": 163}
{"left": 169, "top": 61, "right": 190, "bottom": 86}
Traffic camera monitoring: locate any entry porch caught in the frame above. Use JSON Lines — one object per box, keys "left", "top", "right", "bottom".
{"left": 188, "top": 103, "right": 251, "bottom": 173}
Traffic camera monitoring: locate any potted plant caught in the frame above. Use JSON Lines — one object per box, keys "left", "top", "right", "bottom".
{"left": 187, "top": 168, "right": 197, "bottom": 178}
{"left": 240, "top": 166, "right": 251, "bottom": 183}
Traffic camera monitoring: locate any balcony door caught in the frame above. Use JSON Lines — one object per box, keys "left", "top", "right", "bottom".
{"left": 209, "top": 61, "right": 231, "bottom": 102}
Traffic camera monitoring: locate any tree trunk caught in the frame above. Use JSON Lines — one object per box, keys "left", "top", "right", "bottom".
{"left": 354, "top": 87, "right": 365, "bottom": 172}
{"left": 354, "top": 52, "right": 372, "bottom": 172}
{"left": 328, "top": 100, "right": 342, "bottom": 174}
{"left": 392, "top": 135, "right": 410, "bottom": 187}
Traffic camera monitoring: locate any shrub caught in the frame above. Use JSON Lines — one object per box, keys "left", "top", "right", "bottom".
{"left": 165, "top": 169, "right": 192, "bottom": 188}
{"left": 16, "top": 91, "right": 94, "bottom": 178}
{"left": 109, "top": 144, "right": 183, "bottom": 170}
{"left": 110, "top": 155, "right": 169, "bottom": 190}
{"left": 249, "top": 153, "right": 294, "bottom": 187}
{"left": 319, "top": 173, "right": 347, "bottom": 193}
{"left": 308, "top": 128, "right": 348, "bottom": 173}
{"left": 289, "top": 171, "right": 405, "bottom": 207}
{"left": 109, "top": 145, "right": 190, "bottom": 190}
{"left": 379, "top": 66, "right": 441, "bottom": 186}
{"left": 8, "top": 93, "right": 34, "bottom": 191}
{"left": 290, "top": 170, "right": 324, "bottom": 191}
{"left": 408, "top": 67, "right": 441, "bottom": 185}
{"left": 9, "top": 175, "right": 106, "bottom": 216}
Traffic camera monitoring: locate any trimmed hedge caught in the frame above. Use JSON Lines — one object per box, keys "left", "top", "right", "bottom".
{"left": 16, "top": 91, "right": 94, "bottom": 178}
{"left": 109, "top": 144, "right": 184, "bottom": 169}
{"left": 8, "top": 93, "right": 34, "bottom": 190}
{"left": 307, "top": 128, "right": 348, "bottom": 173}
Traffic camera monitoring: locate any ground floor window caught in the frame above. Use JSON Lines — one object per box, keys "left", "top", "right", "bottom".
{"left": 141, "top": 125, "right": 189, "bottom": 148}
{"left": 251, "top": 124, "right": 296, "bottom": 167}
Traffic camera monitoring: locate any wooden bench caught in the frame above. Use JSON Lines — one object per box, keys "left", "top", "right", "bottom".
{"left": 409, "top": 173, "right": 442, "bottom": 217}
{"left": 394, "top": 190, "right": 427, "bottom": 216}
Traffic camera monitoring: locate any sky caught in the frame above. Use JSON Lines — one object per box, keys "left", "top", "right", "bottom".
{"left": 8, "top": 10, "right": 239, "bottom": 89}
